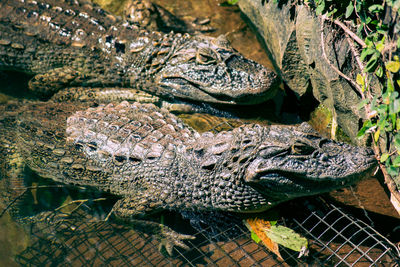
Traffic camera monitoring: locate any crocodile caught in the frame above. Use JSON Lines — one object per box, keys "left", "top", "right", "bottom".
{"left": 0, "top": 0, "right": 280, "bottom": 105}
{"left": 0, "top": 100, "right": 376, "bottom": 254}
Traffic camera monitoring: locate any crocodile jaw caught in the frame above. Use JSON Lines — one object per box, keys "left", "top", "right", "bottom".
{"left": 244, "top": 141, "right": 377, "bottom": 200}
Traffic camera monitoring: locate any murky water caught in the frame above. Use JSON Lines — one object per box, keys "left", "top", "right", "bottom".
{"left": 0, "top": 0, "right": 399, "bottom": 265}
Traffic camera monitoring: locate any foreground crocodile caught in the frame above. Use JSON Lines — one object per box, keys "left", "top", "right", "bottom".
{"left": 0, "top": 100, "right": 376, "bottom": 254}
{"left": 0, "top": 0, "right": 279, "bottom": 105}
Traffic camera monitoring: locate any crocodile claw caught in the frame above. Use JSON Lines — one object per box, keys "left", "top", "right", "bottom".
{"left": 158, "top": 228, "right": 195, "bottom": 256}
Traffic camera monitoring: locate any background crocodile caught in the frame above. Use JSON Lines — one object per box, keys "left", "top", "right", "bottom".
{"left": 0, "top": 0, "right": 279, "bottom": 105}
{"left": 0, "top": 100, "right": 376, "bottom": 253}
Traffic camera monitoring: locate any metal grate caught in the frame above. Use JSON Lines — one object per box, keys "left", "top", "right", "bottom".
{"left": 292, "top": 200, "right": 400, "bottom": 266}
{"left": 12, "top": 196, "right": 400, "bottom": 266}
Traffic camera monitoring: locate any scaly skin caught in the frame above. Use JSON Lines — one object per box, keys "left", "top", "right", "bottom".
{"left": 0, "top": 0, "right": 279, "bottom": 104}
{"left": 0, "top": 100, "right": 376, "bottom": 254}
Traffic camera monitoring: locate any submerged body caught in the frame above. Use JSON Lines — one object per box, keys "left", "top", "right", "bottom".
{"left": 0, "top": 0, "right": 279, "bottom": 104}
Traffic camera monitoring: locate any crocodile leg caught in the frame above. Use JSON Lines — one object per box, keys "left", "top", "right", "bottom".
{"left": 51, "top": 87, "right": 162, "bottom": 104}
{"left": 50, "top": 86, "right": 222, "bottom": 114}
{"left": 110, "top": 192, "right": 195, "bottom": 255}
{"left": 28, "top": 67, "right": 82, "bottom": 97}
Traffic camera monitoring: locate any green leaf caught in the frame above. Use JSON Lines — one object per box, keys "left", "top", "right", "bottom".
{"left": 387, "top": 165, "right": 399, "bottom": 176}
{"left": 315, "top": 0, "right": 325, "bottom": 15}
{"left": 376, "top": 66, "right": 383, "bottom": 77}
{"left": 357, "top": 24, "right": 363, "bottom": 35}
{"left": 389, "top": 114, "right": 396, "bottom": 131}
{"left": 270, "top": 220, "right": 278, "bottom": 226}
{"left": 388, "top": 79, "right": 395, "bottom": 92}
{"left": 251, "top": 230, "right": 261, "bottom": 243}
{"left": 380, "top": 153, "right": 390, "bottom": 162}
{"left": 226, "top": 0, "right": 239, "bottom": 5}
{"left": 345, "top": 2, "right": 354, "bottom": 18}
{"left": 392, "top": 156, "right": 400, "bottom": 167}
{"left": 376, "top": 42, "right": 384, "bottom": 52}
{"left": 365, "top": 53, "right": 380, "bottom": 72}
{"left": 378, "top": 118, "right": 387, "bottom": 130}
{"left": 360, "top": 48, "right": 376, "bottom": 61}
{"left": 370, "top": 20, "right": 379, "bottom": 25}
{"left": 264, "top": 225, "right": 308, "bottom": 252}
{"left": 394, "top": 134, "right": 400, "bottom": 151}
{"left": 389, "top": 98, "right": 400, "bottom": 114}
{"left": 357, "top": 120, "right": 374, "bottom": 138}
{"left": 355, "top": 1, "right": 361, "bottom": 12}
{"left": 386, "top": 61, "right": 400, "bottom": 73}
{"left": 377, "top": 29, "right": 387, "bottom": 34}
{"left": 364, "top": 37, "right": 374, "bottom": 48}
{"left": 359, "top": 10, "right": 367, "bottom": 24}
{"left": 379, "top": 24, "right": 389, "bottom": 31}
{"left": 327, "top": 8, "right": 337, "bottom": 17}
{"left": 357, "top": 98, "right": 369, "bottom": 109}
{"left": 368, "top": 4, "right": 384, "bottom": 13}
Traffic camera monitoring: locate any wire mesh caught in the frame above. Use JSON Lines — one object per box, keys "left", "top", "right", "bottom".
{"left": 11, "top": 196, "right": 400, "bottom": 266}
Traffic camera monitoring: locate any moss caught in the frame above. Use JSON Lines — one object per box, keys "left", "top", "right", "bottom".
{"left": 92, "top": 0, "right": 128, "bottom": 16}
{"left": 308, "top": 104, "right": 332, "bottom": 138}
{"left": 308, "top": 104, "right": 352, "bottom": 143}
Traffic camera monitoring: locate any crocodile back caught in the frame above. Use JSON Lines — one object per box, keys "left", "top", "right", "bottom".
{"left": 14, "top": 101, "right": 198, "bottom": 194}
{"left": 66, "top": 101, "right": 198, "bottom": 170}
{"left": 0, "top": 0, "right": 175, "bottom": 76}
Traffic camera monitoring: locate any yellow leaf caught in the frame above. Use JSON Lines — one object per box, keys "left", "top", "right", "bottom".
{"left": 374, "top": 128, "right": 380, "bottom": 142}
{"left": 356, "top": 74, "right": 364, "bottom": 85}
{"left": 245, "top": 218, "right": 282, "bottom": 260}
{"left": 386, "top": 61, "right": 400, "bottom": 73}
{"left": 376, "top": 43, "right": 384, "bottom": 52}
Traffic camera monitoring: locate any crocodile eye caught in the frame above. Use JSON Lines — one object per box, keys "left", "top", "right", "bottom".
{"left": 291, "top": 141, "right": 316, "bottom": 155}
{"left": 259, "top": 146, "right": 286, "bottom": 158}
{"left": 196, "top": 48, "right": 216, "bottom": 64}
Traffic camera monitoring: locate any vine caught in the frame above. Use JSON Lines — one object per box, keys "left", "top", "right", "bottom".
{"left": 309, "top": 0, "right": 400, "bottom": 204}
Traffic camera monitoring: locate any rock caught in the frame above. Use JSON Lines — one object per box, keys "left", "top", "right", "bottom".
{"left": 238, "top": 0, "right": 379, "bottom": 144}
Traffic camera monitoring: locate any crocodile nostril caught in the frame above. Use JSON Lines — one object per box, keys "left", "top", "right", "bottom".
{"left": 311, "top": 151, "right": 319, "bottom": 158}
{"left": 318, "top": 139, "right": 330, "bottom": 148}
{"left": 320, "top": 154, "right": 328, "bottom": 161}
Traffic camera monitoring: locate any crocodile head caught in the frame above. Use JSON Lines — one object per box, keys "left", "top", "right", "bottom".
{"left": 154, "top": 35, "right": 280, "bottom": 105}
{"left": 239, "top": 123, "right": 377, "bottom": 201}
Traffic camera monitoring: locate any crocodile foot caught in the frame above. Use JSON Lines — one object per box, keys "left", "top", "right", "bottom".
{"left": 158, "top": 226, "right": 195, "bottom": 255}
{"left": 28, "top": 67, "right": 80, "bottom": 97}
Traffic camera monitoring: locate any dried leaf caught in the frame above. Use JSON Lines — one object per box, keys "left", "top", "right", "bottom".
{"left": 245, "top": 218, "right": 282, "bottom": 260}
